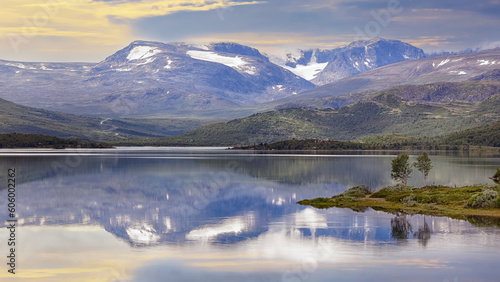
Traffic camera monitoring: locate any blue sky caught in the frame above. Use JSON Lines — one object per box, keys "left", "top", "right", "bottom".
{"left": 1, "top": 0, "right": 500, "bottom": 62}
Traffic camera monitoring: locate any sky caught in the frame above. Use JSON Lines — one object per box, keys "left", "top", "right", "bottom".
{"left": 1, "top": 0, "right": 500, "bottom": 62}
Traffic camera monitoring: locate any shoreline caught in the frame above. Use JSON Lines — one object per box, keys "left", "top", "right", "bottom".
{"left": 298, "top": 184, "right": 500, "bottom": 222}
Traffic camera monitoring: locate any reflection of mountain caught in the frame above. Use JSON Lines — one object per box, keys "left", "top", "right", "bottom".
{"left": 0, "top": 150, "right": 393, "bottom": 187}
{"left": 8, "top": 154, "right": 344, "bottom": 245}
{"left": 2, "top": 151, "right": 498, "bottom": 247}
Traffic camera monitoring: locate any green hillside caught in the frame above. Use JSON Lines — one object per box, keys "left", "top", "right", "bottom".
{"left": 140, "top": 88, "right": 500, "bottom": 146}
{"left": 0, "top": 133, "right": 110, "bottom": 148}
{"left": 235, "top": 120, "right": 500, "bottom": 151}
{"left": 441, "top": 121, "right": 500, "bottom": 147}
{"left": 0, "top": 98, "right": 206, "bottom": 141}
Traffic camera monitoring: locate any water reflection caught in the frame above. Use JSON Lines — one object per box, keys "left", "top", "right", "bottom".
{"left": 0, "top": 149, "right": 499, "bottom": 281}
{"left": 413, "top": 217, "right": 432, "bottom": 247}
{"left": 0, "top": 150, "right": 499, "bottom": 246}
{"left": 391, "top": 214, "right": 413, "bottom": 240}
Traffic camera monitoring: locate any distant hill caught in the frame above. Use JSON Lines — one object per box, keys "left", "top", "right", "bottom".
{"left": 144, "top": 80, "right": 500, "bottom": 146}
{"left": 0, "top": 97, "right": 205, "bottom": 140}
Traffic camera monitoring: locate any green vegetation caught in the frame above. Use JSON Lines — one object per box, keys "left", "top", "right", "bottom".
{"left": 0, "top": 97, "right": 207, "bottom": 141}
{"left": 232, "top": 118, "right": 500, "bottom": 151}
{"left": 391, "top": 154, "right": 413, "bottom": 187}
{"left": 234, "top": 139, "right": 393, "bottom": 150}
{"left": 465, "top": 189, "right": 498, "bottom": 208}
{"left": 142, "top": 88, "right": 500, "bottom": 146}
{"left": 441, "top": 120, "right": 500, "bottom": 147}
{"left": 298, "top": 184, "right": 500, "bottom": 219}
{"left": 413, "top": 152, "right": 433, "bottom": 186}
{"left": 299, "top": 153, "right": 500, "bottom": 224}
{"left": 491, "top": 169, "right": 500, "bottom": 184}
{"left": 0, "top": 133, "right": 111, "bottom": 148}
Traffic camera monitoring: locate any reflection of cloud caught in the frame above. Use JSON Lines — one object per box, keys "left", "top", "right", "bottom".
{"left": 186, "top": 212, "right": 256, "bottom": 241}
{"left": 126, "top": 222, "right": 161, "bottom": 244}
{"left": 294, "top": 208, "right": 328, "bottom": 230}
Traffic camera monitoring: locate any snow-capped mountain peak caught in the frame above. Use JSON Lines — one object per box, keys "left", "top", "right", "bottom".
{"left": 127, "top": 46, "right": 162, "bottom": 61}
{"left": 272, "top": 38, "right": 425, "bottom": 85}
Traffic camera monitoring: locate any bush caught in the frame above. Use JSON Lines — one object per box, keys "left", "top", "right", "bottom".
{"left": 465, "top": 189, "right": 498, "bottom": 208}
{"left": 371, "top": 184, "right": 412, "bottom": 198}
{"left": 385, "top": 184, "right": 410, "bottom": 192}
{"left": 401, "top": 194, "right": 418, "bottom": 207}
{"left": 340, "top": 185, "right": 372, "bottom": 198}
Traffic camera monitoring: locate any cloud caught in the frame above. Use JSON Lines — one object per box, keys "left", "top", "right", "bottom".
{"left": 0, "top": 0, "right": 261, "bottom": 60}
{"left": 184, "top": 32, "right": 353, "bottom": 52}
{"left": 1, "top": 0, "right": 500, "bottom": 61}
{"left": 403, "top": 36, "right": 456, "bottom": 47}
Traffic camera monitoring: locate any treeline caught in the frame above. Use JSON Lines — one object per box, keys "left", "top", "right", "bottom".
{"left": 235, "top": 121, "right": 500, "bottom": 151}
{"left": 235, "top": 138, "right": 469, "bottom": 151}
{"left": 441, "top": 121, "right": 500, "bottom": 147}
{"left": 0, "top": 133, "right": 112, "bottom": 149}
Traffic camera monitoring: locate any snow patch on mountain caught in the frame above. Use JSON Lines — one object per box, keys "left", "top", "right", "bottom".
{"left": 283, "top": 62, "right": 328, "bottom": 80}
{"left": 164, "top": 58, "right": 173, "bottom": 69}
{"left": 127, "top": 46, "right": 161, "bottom": 61}
{"left": 5, "top": 63, "right": 36, "bottom": 70}
{"left": 272, "top": 85, "right": 285, "bottom": 92}
{"left": 477, "top": 59, "right": 497, "bottom": 66}
{"left": 186, "top": 50, "right": 257, "bottom": 74}
{"left": 40, "top": 65, "right": 53, "bottom": 71}
{"left": 437, "top": 59, "right": 450, "bottom": 68}
{"left": 187, "top": 50, "right": 248, "bottom": 68}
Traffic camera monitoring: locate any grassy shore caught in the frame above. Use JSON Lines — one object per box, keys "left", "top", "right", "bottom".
{"left": 298, "top": 184, "right": 500, "bottom": 221}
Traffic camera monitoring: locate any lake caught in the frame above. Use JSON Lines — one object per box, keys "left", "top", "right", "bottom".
{"left": 1, "top": 148, "right": 500, "bottom": 281}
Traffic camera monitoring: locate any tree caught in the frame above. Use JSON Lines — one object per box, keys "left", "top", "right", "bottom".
{"left": 413, "top": 152, "right": 433, "bottom": 186}
{"left": 490, "top": 168, "right": 500, "bottom": 184}
{"left": 391, "top": 153, "right": 412, "bottom": 187}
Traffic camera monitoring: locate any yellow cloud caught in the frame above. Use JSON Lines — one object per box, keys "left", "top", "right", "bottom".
{"left": 403, "top": 36, "right": 456, "bottom": 47}
{"left": 0, "top": 0, "right": 261, "bottom": 59}
{"left": 185, "top": 32, "right": 352, "bottom": 53}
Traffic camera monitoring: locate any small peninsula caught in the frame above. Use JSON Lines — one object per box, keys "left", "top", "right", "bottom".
{"left": 298, "top": 184, "right": 500, "bottom": 219}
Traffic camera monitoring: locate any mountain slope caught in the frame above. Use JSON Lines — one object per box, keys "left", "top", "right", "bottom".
{"left": 271, "top": 49, "right": 500, "bottom": 110}
{"left": 440, "top": 121, "right": 500, "bottom": 147}
{"left": 0, "top": 98, "right": 205, "bottom": 140}
{"left": 0, "top": 41, "right": 314, "bottom": 118}
{"left": 148, "top": 81, "right": 500, "bottom": 146}
{"left": 272, "top": 38, "right": 424, "bottom": 85}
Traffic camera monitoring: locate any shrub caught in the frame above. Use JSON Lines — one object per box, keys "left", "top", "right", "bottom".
{"left": 401, "top": 194, "right": 418, "bottom": 207}
{"left": 340, "top": 185, "right": 372, "bottom": 198}
{"left": 465, "top": 189, "right": 498, "bottom": 208}
{"left": 371, "top": 184, "right": 411, "bottom": 198}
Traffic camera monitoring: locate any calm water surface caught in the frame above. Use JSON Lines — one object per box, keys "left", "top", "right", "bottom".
{"left": 0, "top": 147, "right": 500, "bottom": 281}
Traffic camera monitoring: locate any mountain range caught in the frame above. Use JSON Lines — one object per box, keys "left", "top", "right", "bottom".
{"left": 1, "top": 38, "right": 500, "bottom": 144}
{"left": 0, "top": 38, "right": 427, "bottom": 119}
{"left": 0, "top": 41, "right": 315, "bottom": 118}
{"left": 271, "top": 37, "right": 425, "bottom": 85}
